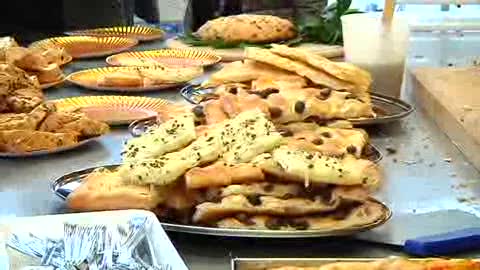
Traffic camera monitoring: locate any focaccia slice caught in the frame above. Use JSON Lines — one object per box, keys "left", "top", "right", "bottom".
{"left": 215, "top": 200, "right": 384, "bottom": 231}
{"left": 119, "top": 134, "right": 223, "bottom": 185}
{"left": 252, "top": 146, "right": 380, "bottom": 187}
{"left": 201, "top": 60, "right": 298, "bottom": 88}
{"left": 122, "top": 113, "right": 196, "bottom": 162}
{"left": 67, "top": 169, "right": 166, "bottom": 211}
{"left": 265, "top": 88, "right": 374, "bottom": 124}
{"left": 209, "top": 183, "right": 369, "bottom": 203}
{"left": 193, "top": 194, "right": 342, "bottom": 223}
{"left": 217, "top": 110, "right": 283, "bottom": 164}
{"left": 245, "top": 48, "right": 355, "bottom": 92}
{"left": 185, "top": 162, "right": 265, "bottom": 189}
{"left": 278, "top": 122, "right": 368, "bottom": 157}
{"left": 270, "top": 45, "right": 372, "bottom": 95}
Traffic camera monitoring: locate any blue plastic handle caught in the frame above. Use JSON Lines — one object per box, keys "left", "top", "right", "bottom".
{"left": 404, "top": 228, "right": 480, "bottom": 256}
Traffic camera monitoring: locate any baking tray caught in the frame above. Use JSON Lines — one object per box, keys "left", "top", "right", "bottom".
{"left": 127, "top": 117, "right": 383, "bottom": 163}
{"left": 0, "top": 210, "right": 188, "bottom": 270}
{"left": 50, "top": 165, "right": 391, "bottom": 238}
{"left": 231, "top": 258, "right": 474, "bottom": 270}
{"left": 180, "top": 84, "right": 414, "bottom": 125}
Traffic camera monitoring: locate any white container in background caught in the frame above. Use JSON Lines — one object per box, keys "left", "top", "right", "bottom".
{"left": 341, "top": 13, "right": 410, "bottom": 98}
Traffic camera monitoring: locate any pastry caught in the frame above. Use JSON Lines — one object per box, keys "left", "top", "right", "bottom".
{"left": 0, "top": 130, "right": 77, "bottom": 152}
{"left": 195, "top": 14, "right": 296, "bottom": 44}
{"left": 38, "top": 110, "right": 110, "bottom": 138}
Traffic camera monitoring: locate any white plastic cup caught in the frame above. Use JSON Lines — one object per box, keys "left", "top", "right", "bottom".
{"left": 341, "top": 13, "right": 410, "bottom": 98}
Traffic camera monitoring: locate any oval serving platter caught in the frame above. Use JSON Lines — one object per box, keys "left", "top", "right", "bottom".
{"left": 66, "top": 66, "right": 184, "bottom": 92}
{"left": 180, "top": 85, "right": 414, "bottom": 125}
{"left": 53, "top": 95, "right": 170, "bottom": 125}
{"left": 29, "top": 36, "right": 138, "bottom": 59}
{"left": 106, "top": 49, "right": 221, "bottom": 68}
{"left": 51, "top": 164, "right": 391, "bottom": 238}
{"left": 0, "top": 137, "right": 99, "bottom": 158}
{"left": 127, "top": 117, "right": 383, "bottom": 163}
{"left": 65, "top": 26, "right": 165, "bottom": 41}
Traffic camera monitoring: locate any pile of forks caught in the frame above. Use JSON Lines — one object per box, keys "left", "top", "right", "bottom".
{"left": 6, "top": 216, "right": 171, "bottom": 270}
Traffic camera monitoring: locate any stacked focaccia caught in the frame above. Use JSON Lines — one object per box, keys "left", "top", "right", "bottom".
{"left": 197, "top": 45, "right": 374, "bottom": 123}
{"left": 68, "top": 109, "right": 385, "bottom": 231}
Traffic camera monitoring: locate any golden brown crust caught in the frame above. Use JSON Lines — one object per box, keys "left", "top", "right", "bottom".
{"left": 246, "top": 48, "right": 355, "bottom": 91}
{"left": 193, "top": 194, "right": 342, "bottom": 223}
{"left": 185, "top": 162, "right": 265, "bottom": 189}
{"left": 196, "top": 14, "right": 296, "bottom": 44}
{"left": 270, "top": 45, "right": 372, "bottom": 94}
{"left": 0, "top": 130, "right": 77, "bottom": 152}
{"left": 38, "top": 111, "right": 110, "bottom": 138}
{"left": 278, "top": 122, "right": 369, "bottom": 157}
{"left": 67, "top": 170, "right": 165, "bottom": 211}
{"left": 216, "top": 200, "right": 384, "bottom": 231}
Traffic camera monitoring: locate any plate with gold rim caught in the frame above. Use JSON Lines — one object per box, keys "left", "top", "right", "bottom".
{"left": 106, "top": 49, "right": 221, "bottom": 68}
{"left": 29, "top": 36, "right": 138, "bottom": 59}
{"left": 66, "top": 66, "right": 184, "bottom": 92}
{"left": 52, "top": 95, "right": 171, "bottom": 125}
{"left": 65, "top": 25, "right": 165, "bottom": 41}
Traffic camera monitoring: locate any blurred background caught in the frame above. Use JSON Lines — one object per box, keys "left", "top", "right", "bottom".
{"left": 0, "top": 0, "right": 478, "bottom": 68}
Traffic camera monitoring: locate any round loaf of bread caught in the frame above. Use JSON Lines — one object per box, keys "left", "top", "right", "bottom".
{"left": 195, "top": 14, "right": 297, "bottom": 44}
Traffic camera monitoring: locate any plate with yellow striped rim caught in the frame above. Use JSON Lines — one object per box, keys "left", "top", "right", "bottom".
{"left": 106, "top": 48, "right": 221, "bottom": 67}
{"left": 29, "top": 36, "right": 138, "bottom": 59}
{"left": 53, "top": 95, "right": 171, "bottom": 125}
{"left": 66, "top": 66, "right": 184, "bottom": 92}
{"left": 65, "top": 26, "right": 165, "bottom": 41}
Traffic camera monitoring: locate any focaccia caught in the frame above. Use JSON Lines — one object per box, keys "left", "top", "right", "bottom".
{"left": 278, "top": 122, "right": 368, "bottom": 157}
{"left": 67, "top": 170, "right": 166, "bottom": 211}
{"left": 193, "top": 194, "right": 343, "bottom": 223}
{"left": 216, "top": 200, "right": 384, "bottom": 231}
{"left": 201, "top": 60, "right": 301, "bottom": 88}
{"left": 212, "top": 183, "right": 368, "bottom": 202}
{"left": 252, "top": 146, "right": 380, "bottom": 187}
{"left": 270, "top": 44, "right": 372, "bottom": 94}
{"left": 185, "top": 162, "right": 265, "bottom": 189}
{"left": 122, "top": 113, "right": 196, "bottom": 162}
{"left": 119, "top": 133, "right": 223, "bottom": 185}
{"left": 245, "top": 48, "right": 355, "bottom": 92}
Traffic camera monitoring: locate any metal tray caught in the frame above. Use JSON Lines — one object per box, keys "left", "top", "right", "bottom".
{"left": 127, "top": 118, "right": 383, "bottom": 163}
{"left": 51, "top": 165, "right": 391, "bottom": 238}
{"left": 231, "top": 258, "right": 457, "bottom": 270}
{"left": 180, "top": 84, "right": 414, "bottom": 125}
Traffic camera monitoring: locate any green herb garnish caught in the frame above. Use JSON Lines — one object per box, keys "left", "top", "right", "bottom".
{"left": 296, "top": 0, "right": 362, "bottom": 45}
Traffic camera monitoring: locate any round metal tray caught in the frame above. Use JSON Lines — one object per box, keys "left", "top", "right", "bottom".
{"left": 180, "top": 84, "right": 414, "bottom": 125}
{"left": 51, "top": 165, "right": 391, "bottom": 238}
{"left": 127, "top": 118, "right": 383, "bottom": 164}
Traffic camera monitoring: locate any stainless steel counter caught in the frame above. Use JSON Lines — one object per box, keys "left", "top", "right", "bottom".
{"left": 1, "top": 40, "right": 480, "bottom": 269}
